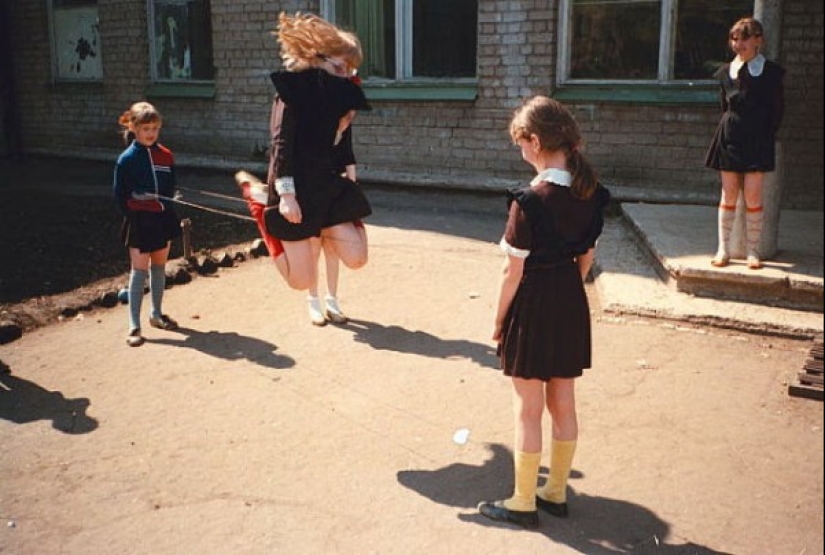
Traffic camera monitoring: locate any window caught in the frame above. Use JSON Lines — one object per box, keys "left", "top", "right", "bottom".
{"left": 323, "top": 0, "right": 478, "bottom": 82}
{"left": 148, "top": 0, "right": 215, "bottom": 83}
{"left": 558, "top": 0, "right": 753, "bottom": 84}
{"left": 49, "top": 0, "right": 103, "bottom": 82}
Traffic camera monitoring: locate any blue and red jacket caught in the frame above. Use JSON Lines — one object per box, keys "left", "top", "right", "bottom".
{"left": 113, "top": 141, "right": 176, "bottom": 214}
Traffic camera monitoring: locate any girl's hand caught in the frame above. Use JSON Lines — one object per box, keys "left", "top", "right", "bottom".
{"left": 492, "top": 324, "right": 503, "bottom": 342}
{"left": 279, "top": 195, "right": 302, "bottom": 224}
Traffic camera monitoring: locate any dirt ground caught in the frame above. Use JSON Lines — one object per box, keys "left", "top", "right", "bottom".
{"left": 1, "top": 170, "right": 823, "bottom": 554}
{"left": 0, "top": 163, "right": 258, "bottom": 331}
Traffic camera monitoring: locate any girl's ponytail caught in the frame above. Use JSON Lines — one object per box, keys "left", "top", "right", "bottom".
{"left": 568, "top": 147, "right": 599, "bottom": 200}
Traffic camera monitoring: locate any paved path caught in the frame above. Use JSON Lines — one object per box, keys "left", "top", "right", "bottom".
{"left": 1, "top": 160, "right": 823, "bottom": 554}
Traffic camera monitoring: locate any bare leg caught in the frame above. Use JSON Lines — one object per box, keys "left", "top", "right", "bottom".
{"left": 279, "top": 238, "right": 321, "bottom": 292}
{"left": 545, "top": 378, "right": 578, "bottom": 442}
{"left": 306, "top": 239, "right": 327, "bottom": 326}
{"left": 512, "top": 378, "right": 546, "bottom": 453}
{"left": 322, "top": 240, "right": 348, "bottom": 324}
{"left": 324, "top": 240, "right": 341, "bottom": 298}
{"left": 321, "top": 222, "right": 368, "bottom": 270}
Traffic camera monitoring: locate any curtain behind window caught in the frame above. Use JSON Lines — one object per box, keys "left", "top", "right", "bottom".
{"left": 336, "top": 0, "right": 395, "bottom": 79}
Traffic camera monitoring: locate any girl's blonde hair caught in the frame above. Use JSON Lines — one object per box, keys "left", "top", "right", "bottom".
{"left": 510, "top": 96, "right": 598, "bottom": 200}
{"left": 275, "top": 12, "right": 363, "bottom": 72}
{"left": 118, "top": 101, "right": 162, "bottom": 144}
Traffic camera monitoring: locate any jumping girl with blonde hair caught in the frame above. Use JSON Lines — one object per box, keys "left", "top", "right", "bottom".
{"left": 237, "top": 12, "right": 371, "bottom": 326}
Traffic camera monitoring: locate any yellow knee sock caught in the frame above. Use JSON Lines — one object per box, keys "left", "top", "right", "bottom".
{"left": 537, "top": 440, "right": 577, "bottom": 504}
{"left": 503, "top": 451, "right": 541, "bottom": 512}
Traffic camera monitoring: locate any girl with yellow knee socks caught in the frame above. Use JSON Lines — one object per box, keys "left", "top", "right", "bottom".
{"left": 478, "top": 96, "right": 610, "bottom": 528}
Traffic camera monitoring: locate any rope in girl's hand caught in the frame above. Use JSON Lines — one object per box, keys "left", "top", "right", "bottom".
{"left": 148, "top": 189, "right": 367, "bottom": 245}
{"left": 153, "top": 192, "right": 255, "bottom": 222}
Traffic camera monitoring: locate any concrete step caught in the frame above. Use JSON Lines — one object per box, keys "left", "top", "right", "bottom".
{"left": 620, "top": 203, "right": 824, "bottom": 314}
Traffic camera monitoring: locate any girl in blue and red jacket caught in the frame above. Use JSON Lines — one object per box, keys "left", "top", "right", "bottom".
{"left": 114, "top": 101, "right": 181, "bottom": 347}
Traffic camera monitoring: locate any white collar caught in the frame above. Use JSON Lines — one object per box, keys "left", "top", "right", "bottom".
{"left": 730, "top": 54, "right": 766, "bottom": 79}
{"left": 531, "top": 168, "right": 572, "bottom": 188}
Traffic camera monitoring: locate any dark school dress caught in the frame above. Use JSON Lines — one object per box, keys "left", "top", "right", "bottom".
{"left": 114, "top": 142, "right": 182, "bottom": 253}
{"left": 264, "top": 69, "right": 372, "bottom": 241}
{"left": 705, "top": 56, "right": 785, "bottom": 173}
{"left": 499, "top": 178, "right": 611, "bottom": 381}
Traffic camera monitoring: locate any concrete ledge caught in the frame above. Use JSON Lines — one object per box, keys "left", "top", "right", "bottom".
{"left": 595, "top": 215, "right": 824, "bottom": 339}
{"left": 620, "top": 203, "right": 824, "bottom": 313}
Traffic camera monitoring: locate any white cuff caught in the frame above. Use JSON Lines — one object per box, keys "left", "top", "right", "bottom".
{"left": 275, "top": 177, "right": 296, "bottom": 196}
{"left": 499, "top": 237, "right": 530, "bottom": 259}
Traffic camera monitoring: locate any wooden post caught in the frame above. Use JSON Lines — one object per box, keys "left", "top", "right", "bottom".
{"left": 181, "top": 218, "right": 193, "bottom": 260}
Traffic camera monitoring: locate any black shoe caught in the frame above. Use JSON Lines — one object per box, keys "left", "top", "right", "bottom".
{"left": 536, "top": 496, "right": 569, "bottom": 518}
{"left": 478, "top": 500, "right": 539, "bottom": 529}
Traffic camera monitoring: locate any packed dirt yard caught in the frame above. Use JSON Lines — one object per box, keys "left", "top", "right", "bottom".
{"left": 1, "top": 158, "right": 823, "bottom": 554}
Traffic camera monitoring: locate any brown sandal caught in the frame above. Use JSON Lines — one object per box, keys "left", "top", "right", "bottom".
{"left": 710, "top": 255, "right": 730, "bottom": 268}
{"left": 127, "top": 328, "right": 145, "bottom": 347}
{"left": 149, "top": 315, "right": 179, "bottom": 331}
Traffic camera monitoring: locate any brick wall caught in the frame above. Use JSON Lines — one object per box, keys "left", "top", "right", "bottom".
{"left": 7, "top": 0, "right": 824, "bottom": 210}
{"left": 779, "top": 0, "right": 824, "bottom": 209}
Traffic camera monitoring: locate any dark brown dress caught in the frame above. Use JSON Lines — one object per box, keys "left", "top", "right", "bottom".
{"left": 264, "top": 69, "right": 372, "bottom": 241}
{"left": 499, "top": 179, "right": 610, "bottom": 380}
{"left": 705, "top": 56, "right": 785, "bottom": 173}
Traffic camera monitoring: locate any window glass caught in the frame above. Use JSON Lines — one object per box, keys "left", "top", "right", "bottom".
{"left": 51, "top": 0, "right": 102, "bottom": 81}
{"left": 570, "top": 0, "right": 660, "bottom": 80}
{"left": 412, "top": 0, "right": 477, "bottom": 78}
{"left": 675, "top": 0, "right": 752, "bottom": 79}
{"left": 564, "top": 0, "right": 753, "bottom": 83}
{"left": 150, "top": 0, "right": 215, "bottom": 82}
{"left": 330, "top": 0, "right": 478, "bottom": 81}
{"left": 335, "top": 0, "right": 396, "bottom": 79}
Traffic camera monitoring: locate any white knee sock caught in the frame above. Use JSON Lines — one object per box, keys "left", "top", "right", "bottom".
{"left": 717, "top": 204, "right": 736, "bottom": 258}
{"left": 746, "top": 207, "right": 764, "bottom": 258}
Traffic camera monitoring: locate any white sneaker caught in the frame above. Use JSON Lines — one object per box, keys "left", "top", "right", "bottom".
{"left": 308, "top": 296, "right": 327, "bottom": 327}
{"left": 324, "top": 295, "right": 348, "bottom": 324}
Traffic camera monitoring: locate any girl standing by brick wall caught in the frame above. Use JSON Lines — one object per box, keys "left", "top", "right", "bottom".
{"left": 705, "top": 17, "right": 785, "bottom": 270}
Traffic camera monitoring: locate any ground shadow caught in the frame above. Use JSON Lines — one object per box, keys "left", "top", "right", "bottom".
{"left": 0, "top": 360, "right": 98, "bottom": 434}
{"left": 342, "top": 318, "right": 499, "bottom": 369}
{"left": 151, "top": 327, "right": 296, "bottom": 370}
{"left": 399, "top": 443, "right": 731, "bottom": 555}
{"left": 364, "top": 184, "right": 504, "bottom": 244}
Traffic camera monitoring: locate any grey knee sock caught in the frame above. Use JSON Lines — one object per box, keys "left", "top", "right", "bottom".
{"left": 128, "top": 269, "right": 148, "bottom": 331}
{"left": 149, "top": 264, "right": 166, "bottom": 320}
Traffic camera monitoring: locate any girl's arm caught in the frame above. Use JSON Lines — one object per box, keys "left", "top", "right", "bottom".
{"left": 268, "top": 98, "right": 302, "bottom": 223}
{"left": 576, "top": 247, "right": 595, "bottom": 282}
{"left": 493, "top": 254, "right": 525, "bottom": 342}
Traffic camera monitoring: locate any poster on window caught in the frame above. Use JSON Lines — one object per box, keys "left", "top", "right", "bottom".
{"left": 53, "top": 7, "right": 102, "bottom": 81}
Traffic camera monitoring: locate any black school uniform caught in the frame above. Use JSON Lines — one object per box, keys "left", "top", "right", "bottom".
{"left": 705, "top": 55, "right": 785, "bottom": 173}
{"left": 499, "top": 169, "right": 611, "bottom": 381}
{"left": 264, "top": 69, "right": 372, "bottom": 241}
